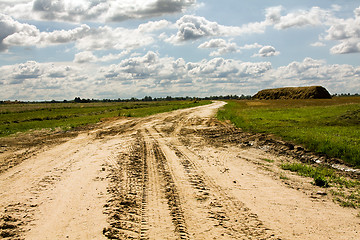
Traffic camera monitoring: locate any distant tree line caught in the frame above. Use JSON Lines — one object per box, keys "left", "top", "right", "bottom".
{"left": 332, "top": 93, "right": 359, "bottom": 97}
{"left": 2, "top": 93, "right": 358, "bottom": 104}
{"left": 71, "top": 94, "right": 251, "bottom": 103}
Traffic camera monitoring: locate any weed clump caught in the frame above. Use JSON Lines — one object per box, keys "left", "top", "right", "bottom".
{"left": 281, "top": 162, "right": 360, "bottom": 208}
{"left": 314, "top": 176, "right": 329, "bottom": 187}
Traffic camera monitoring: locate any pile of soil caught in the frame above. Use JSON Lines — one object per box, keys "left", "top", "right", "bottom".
{"left": 253, "top": 86, "right": 332, "bottom": 100}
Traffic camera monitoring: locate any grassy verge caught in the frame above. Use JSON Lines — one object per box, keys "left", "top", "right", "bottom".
{"left": 281, "top": 162, "right": 360, "bottom": 208}
{"left": 0, "top": 100, "right": 211, "bottom": 137}
{"left": 217, "top": 97, "right": 360, "bottom": 167}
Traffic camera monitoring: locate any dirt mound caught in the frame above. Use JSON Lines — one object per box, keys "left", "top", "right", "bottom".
{"left": 253, "top": 86, "right": 332, "bottom": 100}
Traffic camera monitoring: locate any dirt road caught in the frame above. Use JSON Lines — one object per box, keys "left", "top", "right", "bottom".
{"left": 0, "top": 102, "right": 359, "bottom": 239}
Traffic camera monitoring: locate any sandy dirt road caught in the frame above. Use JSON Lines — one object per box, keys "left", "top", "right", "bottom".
{"left": 0, "top": 101, "right": 359, "bottom": 239}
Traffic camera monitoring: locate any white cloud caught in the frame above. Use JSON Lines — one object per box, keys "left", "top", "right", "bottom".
{"left": 166, "top": 15, "right": 248, "bottom": 43}
{"left": 263, "top": 5, "right": 360, "bottom": 55}
{"left": 12, "top": 60, "right": 42, "bottom": 83}
{"left": 166, "top": 6, "right": 338, "bottom": 45}
{"left": 331, "top": 5, "right": 342, "bottom": 12}
{"left": 330, "top": 40, "right": 360, "bottom": 54}
{"left": 1, "top": 60, "right": 83, "bottom": 88}
{"left": 3, "top": 0, "right": 197, "bottom": 22}
{"left": 1, "top": 55, "right": 359, "bottom": 100}
{"left": 198, "top": 39, "right": 239, "bottom": 56}
{"left": 98, "top": 51, "right": 130, "bottom": 62}
{"left": 239, "top": 43, "right": 263, "bottom": 50}
{"left": 265, "top": 6, "right": 283, "bottom": 25}
{"left": 74, "top": 50, "right": 130, "bottom": 63}
{"left": 4, "top": 23, "right": 91, "bottom": 47}
{"left": 73, "top": 51, "right": 97, "bottom": 64}
{"left": 138, "top": 20, "right": 172, "bottom": 32}
{"left": 311, "top": 41, "right": 326, "bottom": 47}
{"left": 326, "top": 7, "right": 360, "bottom": 54}
{"left": 0, "top": 14, "right": 94, "bottom": 50}
{"left": 253, "top": 46, "right": 280, "bottom": 57}
{"left": 75, "top": 26, "right": 154, "bottom": 51}
{"left": 269, "top": 58, "right": 360, "bottom": 93}
{"left": 0, "top": 13, "right": 39, "bottom": 51}
{"left": 270, "top": 6, "right": 330, "bottom": 30}
{"left": 0, "top": 14, "right": 154, "bottom": 52}
{"left": 99, "top": 52, "right": 273, "bottom": 88}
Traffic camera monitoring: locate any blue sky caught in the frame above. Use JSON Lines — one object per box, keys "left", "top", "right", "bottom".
{"left": 0, "top": 0, "right": 359, "bottom": 100}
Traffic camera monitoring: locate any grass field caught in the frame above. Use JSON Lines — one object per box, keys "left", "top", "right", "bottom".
{"left": 0, "top": 100, "right": 210, "bottom": 137}
{"left": 217, "top": 97, "right": 360, "bottom": 168}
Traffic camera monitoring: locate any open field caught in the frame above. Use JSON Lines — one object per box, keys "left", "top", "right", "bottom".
{"left": 1, "top": 101, "right": 360, "bottom": 239}
{"left": 217, "top": 97, "right": 360, "bottom": 168}
{"left": 0, "top": 100, "right": 210, "bottom": 137}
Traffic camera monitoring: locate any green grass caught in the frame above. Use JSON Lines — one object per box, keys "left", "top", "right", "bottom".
{"left": 281, "top": 162, "right": 360, "bottom": 208}
{"left": 281, "top": 162, "right": 333, "bottom": 187}
{"left": 0, "top": 100, "right": 211, "bottom": 137}
{"left": 262, "top": 158, "right": 274, "bottom": 163}
{"left": 217, "top": 97, "right": 360, "bottom": 167}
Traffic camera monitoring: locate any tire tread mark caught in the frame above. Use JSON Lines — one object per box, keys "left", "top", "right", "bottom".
{"left": 152, "top": 141, "right": 190, "bottom": 240}
{"left": 173, "top": 144, "right": 279, "bottom": 239}
{"left": 103, "top": 131, "right": 149, "bottom": 239}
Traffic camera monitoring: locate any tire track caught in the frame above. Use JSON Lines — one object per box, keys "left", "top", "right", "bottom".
{"left": 143, "top": 128, "right": 190, "bottom": 239}
{"left": 103, "top": 131, "right": 149, "bottom": 239}
{"left": 174, "top": 144, "right": 278, "bottom": 239}
{"left": 169, "top": 145, "right": 210, "bottom": 202}
{"left": 151, "top": 141, "right": 190, "bottom": 240}
{"left": 157, "top": 110, "right": 280, "bottom": 239}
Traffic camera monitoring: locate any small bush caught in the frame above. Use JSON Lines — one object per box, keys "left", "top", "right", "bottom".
{"left": 314, "top": 176, "right": 329, "bottom": 187}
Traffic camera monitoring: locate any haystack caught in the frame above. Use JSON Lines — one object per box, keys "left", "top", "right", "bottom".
{"left": 252, "top": 86, "right": 332, "bottom": 100}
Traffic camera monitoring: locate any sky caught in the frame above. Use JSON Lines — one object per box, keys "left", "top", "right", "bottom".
{"left": 0, "top": 0, "right": 359, "bottom": 101}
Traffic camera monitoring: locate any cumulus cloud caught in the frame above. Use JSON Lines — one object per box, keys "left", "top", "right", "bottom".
{"left": 4, "top": 23, "right": 91, "bottom": 47}
{"left": 311, "top": 41, "right": 326, "bottom": 47}
{"left": 138, "top": 20, "right": 172, "bottom": 32}
{"left": 198, "top": 39, "right": 239, "bottom": 56}
{"left": 75, "top": 26, "right": 154, "bottom": 51}
{"left": 269, "top": 58, "right": 360, "bottom": 93}
{"left": 74, "top": 50, "right": 130, "bottom": 63}
{"left": 0, "top": 14, "right": 94, "bottom": 51}
{"left": 102, "top": 51, "right": 172, "bottom": 80}
{"left": 0, "top": 14, "right": 155, "bottom": 52}
{"left": 326, "top": 7, "right": 360, "bottom": 54}
{"left": 0, "top": 60, "right": 81, "bottom": 88}
{"left": 1, "top": 55, "right": 359, "bottom": 100}
{"left": 3, "top": 0, "right": 197, "bottom": 22}
{"left": 73, "top": 51, "right": 97, "bottom": 64}
{"left": 330, "top": 40, "right": 360, "bottom": 54}
{"left": 166, "top": 6, "right": 337, "bottom": 44}
{"left": 267, "top": 6, "right": 330, "bottom": 30}
{"left": 73, "top": 50, "right": 130, "bottom": 64}
{"left": 263, "top": 5, "right": 360, "bottom": 55}
{"left": 264, "top": 5, "right": 360, "bottom": 54}
{"left": 99, "top": 51, "right": 273, "bottom": 85}
{"left": 0, "top": 13, "right": 39, "bottom": 51}
{"left": 12, "top": 61, "right": 42, "bottom": 83}
{"left": 0, "top": 60, "right": 95, "bottom": 100}
{"left": 253, "top": 46, "right": 280, "bottom": 57}
{"left": 166, "top": 15, "right": 246, "bottom": 43}
{"left": 239, "top": 43, "right": 263, "bottom": 50}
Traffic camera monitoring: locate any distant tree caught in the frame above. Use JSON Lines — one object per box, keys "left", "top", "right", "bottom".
{"left": 142, "top": 96, "right": 153, "bottom": 101}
